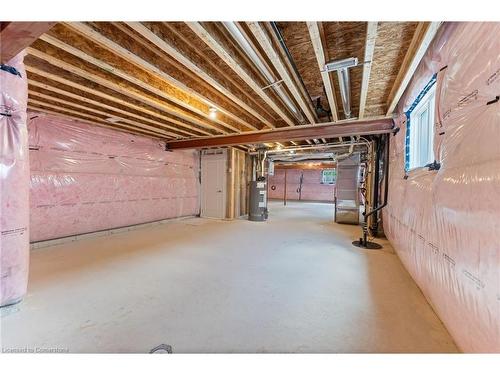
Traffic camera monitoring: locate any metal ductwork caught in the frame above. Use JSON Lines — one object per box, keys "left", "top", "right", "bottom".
{"left": 324, "top": 57, "right": 358, "bottom": 120}
{"left": 337, "top": 68, "right": 352, "bottom": 119}
{"left": 222, "top": 22, "right": 305, "bottom": 123}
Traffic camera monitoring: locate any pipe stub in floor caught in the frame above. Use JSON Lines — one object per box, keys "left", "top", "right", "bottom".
{"left": 352, "top": 240, "right": 383, "bottom": 250}
{"left": 149, "top": 344, "right": 173, "bottom": 353}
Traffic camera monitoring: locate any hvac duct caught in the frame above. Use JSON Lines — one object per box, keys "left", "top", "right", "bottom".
{"left": 222, "top": 22, "right": 305, "bottom": 123}
{"left": 337, "top": 68, "right": 352, "bottom": 119}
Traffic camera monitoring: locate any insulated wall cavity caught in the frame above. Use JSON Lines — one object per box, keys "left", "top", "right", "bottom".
{"left": 384, "top": 22, "right": 500, "bottom": 352}
{"left": 28, "top": 113, "right": 199, "bottom": 242}
{"left": 0, "top": 53, "right": 30, "bottom": 306}
{"left": 268, "top": 169, "right": 335, "bottom": 202}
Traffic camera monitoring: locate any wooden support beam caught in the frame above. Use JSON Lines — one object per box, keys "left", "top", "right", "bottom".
{"left": 126, "top": 22, "right": 275, "bottom": 129}
{"left": 62, "top": 23, "right": 255, "bottom": 132}
{"left": 25, "top": 65, "right": 208, "bottom": 137}
{"left": 34, "top": 36, "right": 231, "bottom": 134}
{"left": 307, "top": 22, "right": 338, "bottom": 122}
{"left": 28, "top": 79, "right": 194, "bottom": 138}
{"left": 359, "top": 22, "right": 378, "bottom": 119}
{"left": 26, "top": 47, "right": 224, "bottom": 135}
{"left": 385, "top": 22, "right": 441, "bottom": 115}
{"left": 166, "top": 117, "right": 394, "bottom": 149}
{"left": 248, "top": 22, "right": 317, "bottom": 125}
{"left": 187, "top": 22, "right": 297, "bottom": 127}
{"left": 0, "top": 22, "right": 56, "bottom": 63}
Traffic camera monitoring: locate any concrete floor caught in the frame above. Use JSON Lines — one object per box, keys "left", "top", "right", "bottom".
{"left": 0, "top": 201, "right": 458, "bottom": 353}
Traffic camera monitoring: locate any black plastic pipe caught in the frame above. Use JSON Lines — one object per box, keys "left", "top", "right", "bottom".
{"left": 270, "top": 22, "right": 316, "bottom": 112}
{"left": 364, "top": 133, "right": 390, "bottom": 220}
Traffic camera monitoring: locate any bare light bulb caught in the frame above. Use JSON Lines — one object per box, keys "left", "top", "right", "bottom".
{"left": 209, "top": 107, "right": 217, "bottom": 119}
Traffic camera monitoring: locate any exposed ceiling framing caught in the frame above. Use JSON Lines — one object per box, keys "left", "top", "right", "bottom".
{"left": 385, "top": 22, "right": 442, "bottom": 115}
{"left": 7, "top": 21, "right": 438, "bottom": 147}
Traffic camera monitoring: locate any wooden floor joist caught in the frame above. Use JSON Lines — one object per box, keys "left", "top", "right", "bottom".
{"left": 29, "top": 91, "right": 178, "bottom": 138}
{"left": 160, "top": 22, "right": 279, "bottom": 126}
{"left": 34, "top": 36, "right": 234, "bottom": 134}
{"left": 16, "top": 21, "right": 428, "bottom": 143}
{"left": 166, "top": 117, "right": 395, "bottom": 149}
{"left": 126, "top": 22, "right": 275, "bottom": 130}
{"left": 307, "top": 22, "right": 338, "bottom": 122}
{"left": 27, "top": 47, "right": 227, "bottom": 135}
{"left": 359, "top": 22, "right": 378, "bottom": 119}
{"left": 62, "top": 22, "right": 258, "bottom": 132}
{"left": 386, "top": 22, "right": 441, "bottom": 115}
{"left": 28, "top": 79, "right": 196, "bottom": 138}
{"left": 248, "top": 22, "right": 317, "bottom": 125}
{"left": 187, "top": 22, "right": 297, "bottom": 127}
{"left": 28, "top": 102, "right": 167, "bottom": 139}
{"left": 25, "top": 65, "right": 211, "bottom": 137}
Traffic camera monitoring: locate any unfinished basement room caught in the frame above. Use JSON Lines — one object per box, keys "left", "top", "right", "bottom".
{"left": 1, "top": 2, "right": 499, "bottom": 367}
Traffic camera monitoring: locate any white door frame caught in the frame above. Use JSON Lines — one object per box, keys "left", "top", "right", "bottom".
{"left": 200, "top": 149, "right": 227, "bottom": 219}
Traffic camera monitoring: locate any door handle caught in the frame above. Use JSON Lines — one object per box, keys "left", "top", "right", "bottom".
{"left": 217, "top": 190, "right": 222, "bottom": 193}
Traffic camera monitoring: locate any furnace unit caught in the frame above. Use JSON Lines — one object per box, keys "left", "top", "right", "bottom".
{"left": 334, "top": 153, "right": 361, "bottom": 224}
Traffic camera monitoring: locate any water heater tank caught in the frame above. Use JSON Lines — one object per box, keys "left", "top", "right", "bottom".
{"left": 249, "top": 178, "right": 268, "bottom": 222}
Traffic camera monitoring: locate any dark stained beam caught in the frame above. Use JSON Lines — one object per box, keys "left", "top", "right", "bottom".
{"left": 0, "top": 22, "right": 56, "bottom": 63}
{"left": 166, "top": 117, "right": 395, "bottom": 149}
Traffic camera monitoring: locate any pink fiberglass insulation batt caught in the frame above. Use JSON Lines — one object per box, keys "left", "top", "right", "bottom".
{"left": 383, "top": 22, "right": 500, "bottom": 352}
{"left": 0, "top": 52, "right": 30, "bottom": 306}
{"left": 28, "top": 113, "right": 199, "bottom": 242}
{"left": 268, "top": 169, "right": 334, "bottom": 202}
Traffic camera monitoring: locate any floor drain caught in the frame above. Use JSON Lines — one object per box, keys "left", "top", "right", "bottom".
{"left": 149, "top": 344, "right": 173, "bottom": 353}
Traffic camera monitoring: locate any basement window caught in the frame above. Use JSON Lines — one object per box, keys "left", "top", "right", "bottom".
{"left": 405, "top": 74, "right": 437, "bottom": 171}
{"left": 321, "top": 169, "right": 336, "bottom": 184}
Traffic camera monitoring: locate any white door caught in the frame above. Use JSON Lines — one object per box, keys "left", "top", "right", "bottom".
{"left": 201, "top": 151, "right": 227, "bottom": 219}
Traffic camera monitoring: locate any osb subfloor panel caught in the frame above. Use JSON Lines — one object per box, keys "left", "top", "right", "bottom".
{"left": 0, "top": 201, "right": 458, "bottom": 353}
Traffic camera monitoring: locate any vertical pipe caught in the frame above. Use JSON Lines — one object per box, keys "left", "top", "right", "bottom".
{"left": 337, "top": 68, "right": 352, "bottom": 119}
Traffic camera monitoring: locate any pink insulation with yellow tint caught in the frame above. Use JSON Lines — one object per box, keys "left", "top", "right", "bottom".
{"left": 268, "top": 169, "right": 334, "bottom": 202}
{"left": 384, "top": 22, "right": 500, "bottom": 352}
{"left": 1, "top": 53, "right": 30, "bottom": 306}
{"left": 28, "top": 113, "right": 199, "bottom": 242}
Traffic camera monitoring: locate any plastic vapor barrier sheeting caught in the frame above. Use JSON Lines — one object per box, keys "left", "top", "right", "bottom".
{"left": 1, "top": 53, "right": 30, "bottom": 306}
{"left": 384, "top": 22, "right": 500, "bottom": 352}
{"left": 28, "top": 113, "right": 199, "bottom": 242}
{"left": 268, "top": 169, "right": 335, "bottom": 202}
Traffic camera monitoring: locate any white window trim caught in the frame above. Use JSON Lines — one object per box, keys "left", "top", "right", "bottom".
{"left": 408, "top": 84, "right": 436, "bottom": 171}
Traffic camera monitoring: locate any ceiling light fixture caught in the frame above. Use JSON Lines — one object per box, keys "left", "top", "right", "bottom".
{"left": 323, "top": 57, "right": 359, "bottom": 73}
{"left": 323, "top": 57, "right": 359, "bottom": 119}
{"left": 105, "top": 117, "right": 121, "bottom": 123}
{"left": 209, "top": 107, "right": 217, "bottom": 119}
